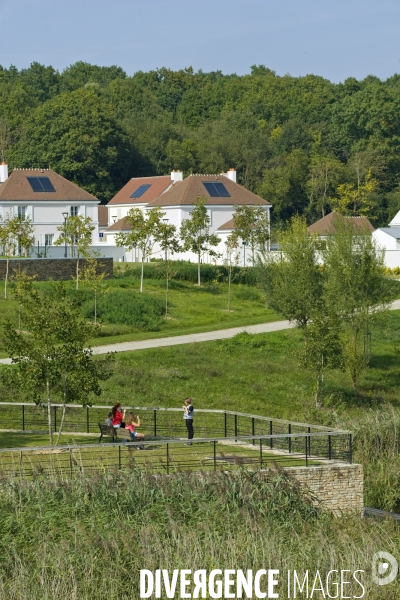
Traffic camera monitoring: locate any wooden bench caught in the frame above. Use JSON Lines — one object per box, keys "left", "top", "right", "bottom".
{"left": 115, "top": 427, "right": 133, "bottom": 442}
{"left": 98, "top": 423, "right": 117, "bottom": 443}
{"left": 98, "top": 423, "right": 136, "bottom": 443}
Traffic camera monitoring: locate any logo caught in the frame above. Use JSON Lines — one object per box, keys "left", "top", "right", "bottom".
{"left": 372, "top": 552, "right": 398, "bottom": 586}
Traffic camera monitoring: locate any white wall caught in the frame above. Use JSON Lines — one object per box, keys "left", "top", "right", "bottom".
{"left": 0, "top": 202, "right": 99, "bottom": 245}
{"left": 380, "top": 250, "right": 400, "bottom": 268}
{"left": 373, "top": 229, "right": 397, "bottom": 251}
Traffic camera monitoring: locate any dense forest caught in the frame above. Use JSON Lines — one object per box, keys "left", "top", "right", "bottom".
{"left": 1, "top": 61, "right": 400, "bottom": 226}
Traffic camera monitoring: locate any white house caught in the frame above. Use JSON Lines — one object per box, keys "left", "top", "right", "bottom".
{"left": 371, "top": 208, "right": 400, "bottom": 268}
{"left": 373, "top": 228, "right": 400, "bottom": 268}
{"left": 0, "top": 164, "right": 99, "bottom": 249}
{"left": 105, "top": 169, "right": 271, "bottom": 264}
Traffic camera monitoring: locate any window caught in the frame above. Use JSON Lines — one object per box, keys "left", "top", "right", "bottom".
{"left": 45, "top": 234, "right": 53, "bottom": 246}
{"left": 202, "top": 182, "right": 230, "bottom": 198}
{"left": 130, "top": 184, "right": 151, "bottom": 198}
{"left": 27, "top": 177, "right": 55, "bottom": 192}
{"left": 70, "top": 206, "right": 79, "bottom": 216}
{"left": 17, "top": 206, "right": 26, "bottom": 220}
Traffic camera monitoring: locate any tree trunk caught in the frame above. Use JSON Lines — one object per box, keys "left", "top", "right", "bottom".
{"left": 4, "top": 256, "right": 9, "bottom": 299}
{"left": 46, "top": 379, "right": 53, "bottom": 446}
{"left": 165, "top": 276, "right": 169, "bottom": 318}
{"left": 94, "top": 287, "right": 97, "bottom": 325}
{"left": 140, "top": 258, "right": 144, "bottom": 292}
{"left": 55, "top": 380, "right": 67, "bottom": 446}
{"left": 198, "top": 252, "right": 201, "bottom": 286}
{"left": 228, "top": 267, "right": 232, "bottom": 312}
{"left": 76, "top": 255, "right": 79, "bottom": 290}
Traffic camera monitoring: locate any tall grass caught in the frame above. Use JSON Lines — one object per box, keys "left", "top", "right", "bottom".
{"left": 348, "top": 406, "right": 400, "bottom": 512}
{"left": 0, "top": 468, "right": 398, "bottom": 599}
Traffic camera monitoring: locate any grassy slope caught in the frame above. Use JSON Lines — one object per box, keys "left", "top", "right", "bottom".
{"left": 95, "top": 310, "right": 400, "bottom": 423}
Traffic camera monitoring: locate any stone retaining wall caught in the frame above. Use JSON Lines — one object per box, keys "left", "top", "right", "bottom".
{"left": 276, "top": 464, "right": 364, "bottom": 516}
{"left": 0, "top": 258, "right": 113, "bottom": 281}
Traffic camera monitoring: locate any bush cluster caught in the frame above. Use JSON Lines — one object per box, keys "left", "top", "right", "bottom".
{"left": 69, "top": 288, "right": 165, "bottom": 330}
{"left": 115, "top": 261, "right": 258, "bottom": 285}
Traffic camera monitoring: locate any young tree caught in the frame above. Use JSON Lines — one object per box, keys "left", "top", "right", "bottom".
{"left": 10, "top": 268, "right": 37, "bottom": 333}
{"left": 54, "top": 215, "right": 95, "bottom": 290}
{"left": 156, "top": 221, "right": 180, "bottom": 318}
{"left": 81, "top": 256, "right": 107, "bottom": 324}
{"left": 258, "top": 216, "right": 337, "bottom": 407}
{"left": 115, "top": 207, "right": 166, "bottom": 292}
{"left": 231, "top": 205, "right": 270, "bottom": 264}
{"left": 180, "top": 197, "right": 221, "bottom": 286}
{"left": 224, "top": 234, "right": 241, "bottom": 312}
{"left": 259, "top": 216, "right": 323, "bottom": 328}
{"left": 323, "top": 221, "right": 391, "bottom": 388}
{"left": 3, "top": 284, "right": 114, "bottom": 445}
{"left": 299, "top": 311, "right": 342, "bottom": 408}
{"left": 0, "top": 213, "right": 35, "bottom": 299}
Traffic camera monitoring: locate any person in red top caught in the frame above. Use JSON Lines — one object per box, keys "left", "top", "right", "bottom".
{"left": 125, "top": 412, "right": 145, "bottom": 446}
{"left": 111, "top": 403, "right": 126, "bottom": 428}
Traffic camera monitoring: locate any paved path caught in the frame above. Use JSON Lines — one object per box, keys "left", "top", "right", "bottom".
{"left": 1, "top": 299, "right": 400, "bottom": 365}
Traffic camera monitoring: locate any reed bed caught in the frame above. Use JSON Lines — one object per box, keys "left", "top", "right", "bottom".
{"left": 0, "top": 468, "right": 398, "bottom": 599}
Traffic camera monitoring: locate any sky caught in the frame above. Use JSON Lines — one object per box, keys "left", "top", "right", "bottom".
{"left": 1, "top": 0, "right": 400, "bottom": 82}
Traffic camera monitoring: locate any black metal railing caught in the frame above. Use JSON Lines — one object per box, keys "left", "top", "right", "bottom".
{"left": 0, "top": 402, "right": 346, "bottom": 440}
{"left": 0, "top": 430, "right": 353, "bottom": 480}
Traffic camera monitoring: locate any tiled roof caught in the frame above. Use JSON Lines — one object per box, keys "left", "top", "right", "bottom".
{"left": 307, "top": 212, "right": 374, "bottom": 235}
{"left": 98, "top": 205, "right": 108, "bottom": 227}
{"left": 146, "top": 174, "right": 271, "bottom": 207}
{"left": 218, "top": 217, "right": 259, "bottom": 231}
{"left": 218, "top": 218, "right": 235, "bottom": 231}
{"left": 375, "top": 227, "right": 400, "bottom": 239}
{"left": 108, "top": 176, "right": 172, "bottom": 205}
{"left": 0, "top": 169, "right": 98, "bottom": 202}
{"left": 105, "top": 216, "right": 132, "bottom": 232}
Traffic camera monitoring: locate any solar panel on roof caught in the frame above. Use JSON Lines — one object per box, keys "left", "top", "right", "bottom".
{"left": 130, "top": 184, "right": 151, "bottom": 198}
{"left": 39, "top": 177, "right": 55, "bottom": 192}
{"left": 27, "top": 176, "right": 55, "bottom": 192}
{"left": 213, "top": 182, "right": 230, "bottom": 197}
{"left": 202, "top": 181, "right": 231, "bottom": 198}
{"left": 27, "top": 177, "right": 43, "bottom": 192}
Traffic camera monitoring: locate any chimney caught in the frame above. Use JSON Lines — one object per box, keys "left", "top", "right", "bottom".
{"left": 171, "top": 170, "right": 183, "bottom": 183}
{"left": 0, "top": 162, "right": 8, "bottom": 183}
{"left": 221, "top": 168, "right": 236, "bottom": 183}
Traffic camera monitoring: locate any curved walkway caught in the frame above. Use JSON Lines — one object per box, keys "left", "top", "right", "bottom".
{"left": 1, "top": 299, "right": 400, "bottom": 365}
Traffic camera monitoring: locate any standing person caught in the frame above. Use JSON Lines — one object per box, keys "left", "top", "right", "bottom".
{"left": 125, "top": 412, "right": 145, "bottom": 447}
{"left": 182, "top": 398, "right": 194, "bottom": 445}
{"left": 111, "top": 403, "right": 126, "bottom": 428}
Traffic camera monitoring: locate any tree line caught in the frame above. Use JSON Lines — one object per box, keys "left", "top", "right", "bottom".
{"left": 1, "top": 62, "right": 400, "bottom": 225}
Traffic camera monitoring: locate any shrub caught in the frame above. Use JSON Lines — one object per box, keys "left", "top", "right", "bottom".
{"left": 82, "top": 290, "right": 165, "bottom": 330}
{"left": 115, "top": 261, "right": 258, "bottom": 285}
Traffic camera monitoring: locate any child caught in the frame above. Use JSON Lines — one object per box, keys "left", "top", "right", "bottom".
{"left": 111, "top": 403, "right": 126, "bottom": 428}
{"left": 125, "top": 412, "right": 145, "bottom": 447}
{"left": 105, "top": 412, "right": 113, "bottom": 427}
